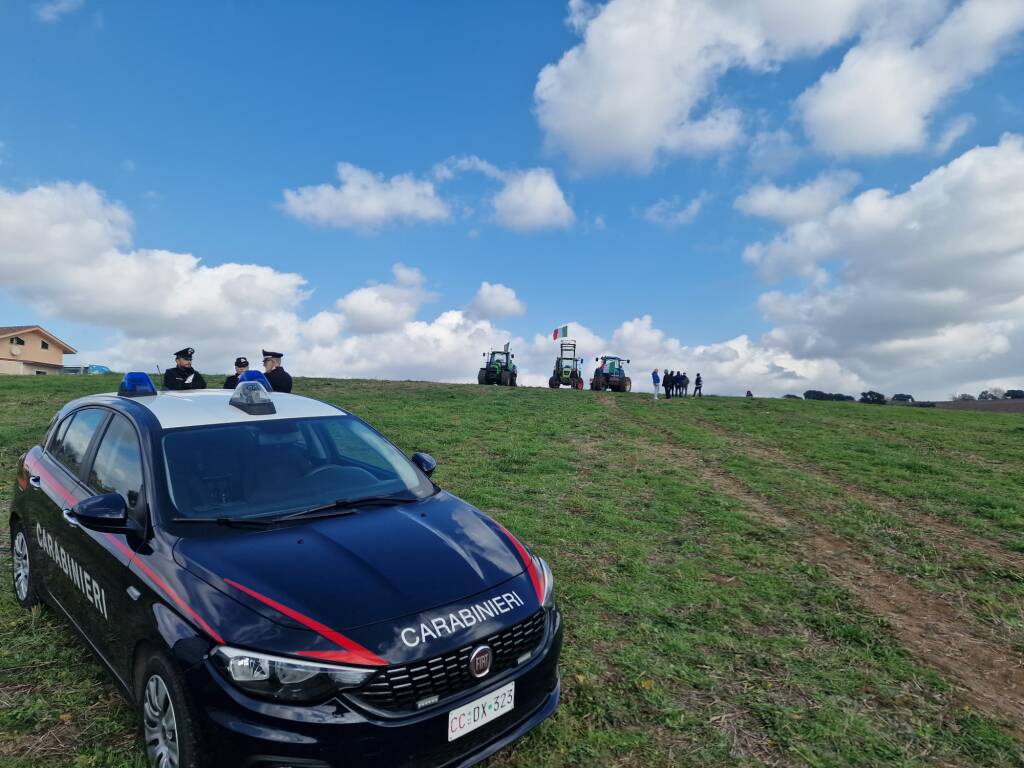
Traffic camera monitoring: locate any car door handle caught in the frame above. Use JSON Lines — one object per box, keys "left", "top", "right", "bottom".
{"left": 28, "top": 475, "right": 41, "bottom": 489}
{"left": 62, "top": 508, "right": 79, "bottom": 528}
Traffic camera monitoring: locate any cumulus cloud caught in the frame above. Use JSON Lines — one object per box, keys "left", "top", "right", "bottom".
{"left": 35, "top": 0, "right": 84, "bottom": 23}
{"left": 535, "top": 0, "right": 890, "bottom": 172}
{"left": 334, "top": 263, "right": 435, "bottom": 334}
{"left": 643, "top": 193, "right": 709, "bottom": 228}
{"left": 468, "top": 282, "right": 526, "bottom": 319}
{"left": 435, "top": 156, "right": 575, "bottom": 232}
{"left": 0, "top": 181, "right": 520, "bottom": 381}
{"left": 798, "top": 0, "right": 1024, "bottom": 156}
{"left": 746, "top": 134, "right": 1024, "bottom": 393}
{"left": 492, "top": 168, "right": 575, "bottom": 232}
{"left": 734, "top": 171, "right": 860, "bottom": 224}
{"left": 282, "top": 162, "right": 450, "bottom": 231}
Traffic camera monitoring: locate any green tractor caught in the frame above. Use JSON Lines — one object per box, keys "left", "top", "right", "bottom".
{"left": 590, "top": 356, "right": 632, "bottom": 392}
{"left": 477, "top": 347, "right": 518, "bottom": 387}
{"left": 548, "top": 340, "right": 585, "bottom": 390}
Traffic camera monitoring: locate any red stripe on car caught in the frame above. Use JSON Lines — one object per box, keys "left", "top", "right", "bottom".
{"left": 225, "top": 579, "right": 387, "bottom": 667}
{"left": 105, "top": 534, "right": 225, "bottom": 644}
{"left": 491, "top": 520, "right": 545, "bottom": 604}
{"left": 24, "top": 456, "right": 78, "bottom": 507}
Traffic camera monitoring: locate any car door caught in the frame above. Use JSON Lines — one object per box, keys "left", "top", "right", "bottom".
{"left": 30, "top": 407, "right": 109, "bottom": 636}
{"left": 77, "top": 412, "right": 148, "bottom": 683}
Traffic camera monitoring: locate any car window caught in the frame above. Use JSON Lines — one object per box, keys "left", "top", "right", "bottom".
{"left": 89, "top": 414, "right": 144, "bottom": 507}
{"left": 51, "top": 408, "right": 107, "bottom": 477}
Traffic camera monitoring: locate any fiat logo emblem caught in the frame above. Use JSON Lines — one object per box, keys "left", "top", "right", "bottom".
{"left": 469, "top": 646, "right": 492, "bottom": 678}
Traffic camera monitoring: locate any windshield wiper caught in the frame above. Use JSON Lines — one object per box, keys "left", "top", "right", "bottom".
{"left": 275, "top": 494, "right": 419, "bottom": 522}
{"left": 171, "top": 516, "right": 277, "bottom": 528}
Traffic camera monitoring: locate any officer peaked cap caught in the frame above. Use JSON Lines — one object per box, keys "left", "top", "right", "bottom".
{"left": 174, "top": 347, "right": 195, "bottom": 360}
{"left": 234, "top": 357, "right": 249, "bottom": 368}
{"left": 262, "top": 349, "right": 284, "bottom": 360}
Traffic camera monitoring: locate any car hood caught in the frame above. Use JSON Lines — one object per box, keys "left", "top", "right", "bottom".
{"left": 173, "top": 491, "right": 530, "bottom": 633}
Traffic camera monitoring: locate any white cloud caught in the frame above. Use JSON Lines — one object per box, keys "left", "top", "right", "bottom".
{"left": 468, "top": 282, "right": 526, "bottom": 319}
{"left": 36, "top": 0, "right": 84, "bottom": 23}
{"left": 643, "top": 192, "right": 709, "bottom": 228}
{"left": 798, "top": 0, "right": 1024, "bottom": 156}
{"left": 734, "top": 171, "right": 860, "bottom": 224}
{"left": 436, "top": 156, "right": 575, "bottom": 232}
{"left": 282, "top": 162, "right": 450, "bottom": 231}
{"left": 534, "top": 0, "right": 887, "bottom": 172}
{"left": 492, "top": 168, "right": 575, "bottom": 232}
{"left": 745, "top": 134, "right": 1024, "bottom": 394}
{"left": 334, "top": 263, "right": 435, "bottom": 334}
{"left": 934, "top": 113, "right": 976, "bottom": 154}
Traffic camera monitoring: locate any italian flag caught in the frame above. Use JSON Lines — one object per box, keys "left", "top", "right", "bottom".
{"left": 552, "top": 324, "right": 568, "bottom": 340}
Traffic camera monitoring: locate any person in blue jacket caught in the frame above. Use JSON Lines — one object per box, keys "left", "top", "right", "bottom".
{"left": 651, "top": 368, "right": 660, "bottom": 400}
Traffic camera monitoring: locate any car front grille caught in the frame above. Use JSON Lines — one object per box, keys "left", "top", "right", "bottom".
{"left": 353, "top": 610, "right": 547, "bottom": 713}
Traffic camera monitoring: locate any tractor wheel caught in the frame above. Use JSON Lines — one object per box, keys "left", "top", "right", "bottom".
{"left": 477, "top": 369, "right": 487, "bottom": 385}
{"left": 500, "top": 371, "right": 512, "bottom": 386}
{"left": 548, "top": 376, "right": 559, "bottom": 389}
{"left": 623, "top": 377, "right": 632, "bottom": 393}
{"left": 511, "top": 374, "right": 518, "bottom": 387}
{"left": 591, "top": 375, "right": 605, "bottom": 391}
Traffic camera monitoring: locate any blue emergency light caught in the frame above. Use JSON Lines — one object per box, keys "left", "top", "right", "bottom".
{"left": 231, "top": 374, "right": 276, "bottom": 415}
{"left": 118, "top": 372, "right": 158, "bottom": 398}
{"left": 239, "top": 370, "right": 274, "bottom": 390}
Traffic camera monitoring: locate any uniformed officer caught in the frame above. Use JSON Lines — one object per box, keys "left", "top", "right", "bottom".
{"left": 163, "top": 348, "right": 208, "bottom": 390}
{"left": 262, "top": 349, "right": 293, "bottom": 393}
{"left": 222, "top": 357, "right": 249, "bottom": 389}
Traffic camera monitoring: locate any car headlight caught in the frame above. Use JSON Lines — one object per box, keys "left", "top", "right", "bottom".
{"left": 211, "top": 646, "right": 377, "bottom": 703}
{"left": 534, "top": 555, "right": 555, "bottom": 609}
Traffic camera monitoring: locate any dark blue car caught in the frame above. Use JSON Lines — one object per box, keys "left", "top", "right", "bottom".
{"left": 9, "top": 374, "right": 561, "bottom": 768}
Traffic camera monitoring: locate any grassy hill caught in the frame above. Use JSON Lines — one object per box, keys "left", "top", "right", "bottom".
{"left": 1, "top": 375, "right": 1023, "bottom": 767}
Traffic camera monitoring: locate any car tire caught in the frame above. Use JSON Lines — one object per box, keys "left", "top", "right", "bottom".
{"left": 11, "top": 520, "right": 39, "bottom": 609}
{"left": 137, "top": 652, "right": 205, "bottom": 768}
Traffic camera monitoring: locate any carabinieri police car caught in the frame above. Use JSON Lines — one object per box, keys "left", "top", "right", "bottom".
{"left": 9, "top": 372, "right": 561, "bottom": 768}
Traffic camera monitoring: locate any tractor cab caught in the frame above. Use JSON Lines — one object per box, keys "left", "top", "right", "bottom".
{"left": 549, "top": 340, "right": 585, "bottom": 389}
{"left": 477, "top": 346, "right": 518, "bottom": 387}
{"left": 591, "top": 356, "right": 632, "bottom": 392}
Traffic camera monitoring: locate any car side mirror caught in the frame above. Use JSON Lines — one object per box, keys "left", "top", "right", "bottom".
{"left": 72, "top": 492, "right": 128, "bottom": 530}
{"left": 411, "top": 452, "right": 437, "bottom": 477}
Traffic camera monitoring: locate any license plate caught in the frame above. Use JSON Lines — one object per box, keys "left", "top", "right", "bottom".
{"left": 447, "top": 681, "right": 515, "bottom": 741}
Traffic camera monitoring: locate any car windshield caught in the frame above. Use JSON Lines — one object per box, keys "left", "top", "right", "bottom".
{"left": 162, "top": 416, "right": 434, "bottom": 520}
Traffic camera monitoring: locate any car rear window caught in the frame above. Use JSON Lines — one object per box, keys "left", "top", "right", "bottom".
{"left": 51, "top": 408, "right": 107, "bottom": 477}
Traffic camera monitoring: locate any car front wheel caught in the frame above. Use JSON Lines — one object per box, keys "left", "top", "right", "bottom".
{"left": 138, "top": 653, "right": 203, "bottom": 768}
{"left": 11, "top": 521, "right": 39, "bottom": 609}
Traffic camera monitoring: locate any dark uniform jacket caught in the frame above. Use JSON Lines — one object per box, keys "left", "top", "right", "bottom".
{"left": 163, "top": 366, "right": 208, "bottom": 391}
{"left": 265, "top": 367, "right": 293, "bottom": 393}
{"left": 222, "top": 374, "right": 241, "bottom": 389}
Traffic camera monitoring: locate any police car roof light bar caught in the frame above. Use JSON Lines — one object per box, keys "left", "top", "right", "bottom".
{"left": 238, "top": 370, "right": 274, "bottom": 390}
{"left": 118, "top": 372, "right": 158, "bottom": 398}
{"left": 230, "top": 376, "right": 276, "bottom": 415}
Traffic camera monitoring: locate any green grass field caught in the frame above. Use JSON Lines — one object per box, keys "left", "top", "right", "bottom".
{"left": 1, "top": 375, "right": 1023, "bottom": 767}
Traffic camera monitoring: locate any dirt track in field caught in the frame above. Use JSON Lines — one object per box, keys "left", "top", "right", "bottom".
{"left": 690, "top": 416, "right": 1024, "bottom": 573}
{"left": 604, "top": 396, "right": 1024, "bottom": 736}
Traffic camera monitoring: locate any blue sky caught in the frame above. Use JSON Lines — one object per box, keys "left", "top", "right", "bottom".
{"left": 2, "top": 1, "right": 1024, "bottom": 396}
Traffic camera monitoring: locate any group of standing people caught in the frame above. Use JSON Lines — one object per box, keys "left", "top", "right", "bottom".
{"left": 163, "top": 347, "right": 293, "bottom": 393}
{"left": 650, "top": 369, "right": 702, "bottom": 400}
